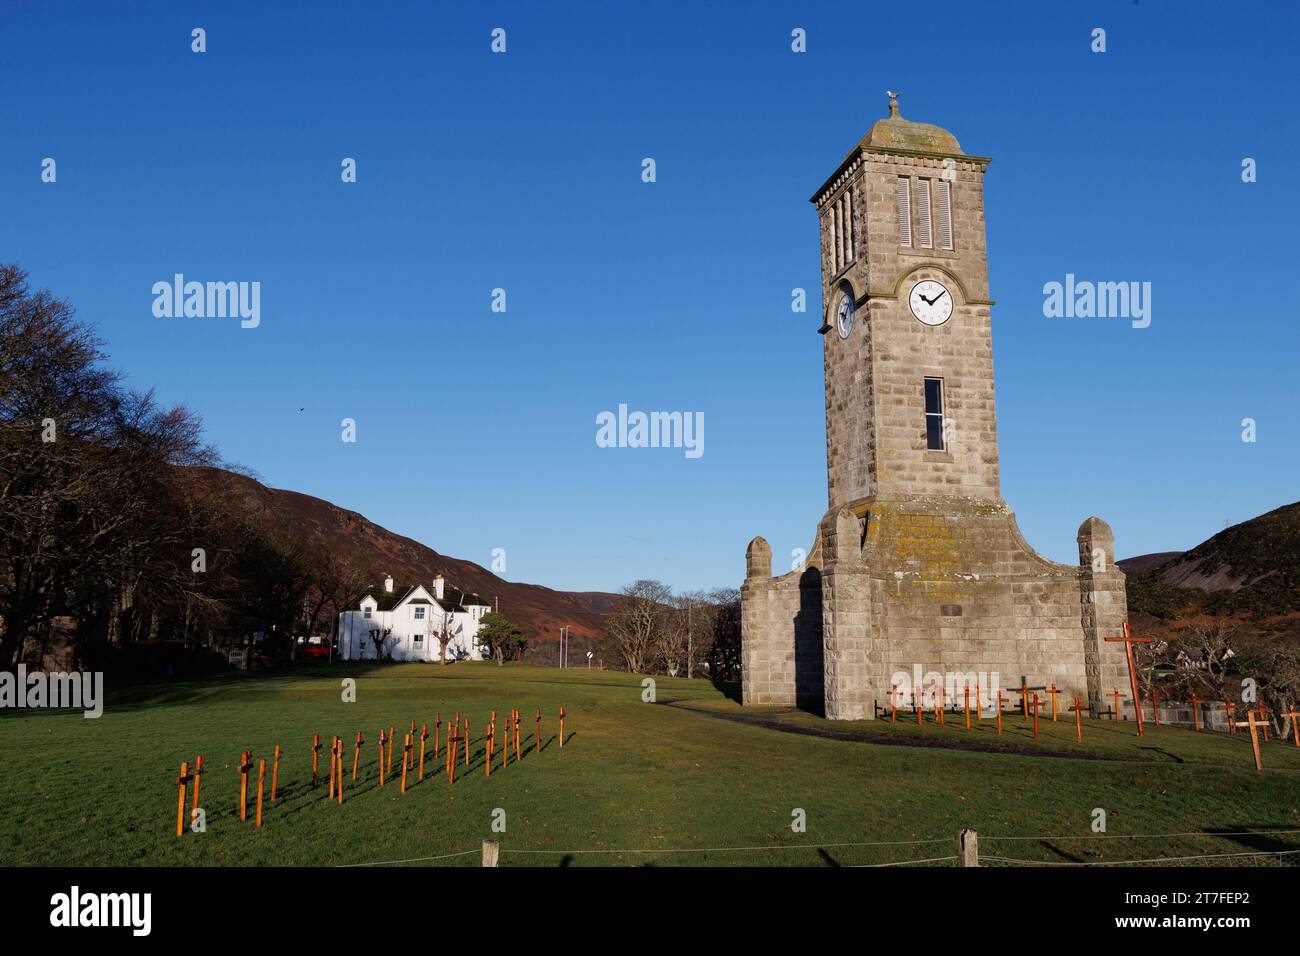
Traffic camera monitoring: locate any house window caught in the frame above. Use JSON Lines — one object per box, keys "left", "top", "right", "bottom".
{"left": 924, "top": 378, "right": 946, "bottom": 451}
{"left": 413, "top": 633, "right": 423, "bottom": 646}
{"left": 362, "top": 607, "right": 372, "bottom": 619}
{"left": 896, "top": 177, "right": 912, "bottom": 247}
{"left": 413, "top": 607, "right": 426, "bottom": 620}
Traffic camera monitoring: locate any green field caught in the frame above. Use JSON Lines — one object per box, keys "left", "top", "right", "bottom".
{"left": 2, "top": 662, "right": 1298, "bottom": 867}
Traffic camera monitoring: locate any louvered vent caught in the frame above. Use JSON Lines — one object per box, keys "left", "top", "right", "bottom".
{"left": 916, "top": 179, "right": 932, "bottom": 248}
{"left": 896, "top": 177, "right": 911, "bottom": 247}
{"left": 938, "top": 180, "right": 953, "bottom": 250}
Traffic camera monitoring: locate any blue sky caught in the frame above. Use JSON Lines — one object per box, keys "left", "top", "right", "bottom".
{"left": 3, "top": 1, "right": 1297, "bottom": 594}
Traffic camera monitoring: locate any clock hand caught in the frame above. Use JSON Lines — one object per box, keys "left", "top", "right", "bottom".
{"left": 933, "top": 289, "right": 948, "bottom": 302}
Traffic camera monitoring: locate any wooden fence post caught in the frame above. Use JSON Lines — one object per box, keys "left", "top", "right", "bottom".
{"left": 958, "top": 828, "right": 979, "bottom": 867}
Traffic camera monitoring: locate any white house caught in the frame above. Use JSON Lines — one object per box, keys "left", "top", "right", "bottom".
{"left": 338, "top": 574, "right": 492, "bottom": 662}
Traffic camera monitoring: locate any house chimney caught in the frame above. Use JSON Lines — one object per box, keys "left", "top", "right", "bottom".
{"left": 383, "top": 574, "right": 394, "bottom": 594}
{"left": 432, "top": 574, "right": 444, "bottom": 600}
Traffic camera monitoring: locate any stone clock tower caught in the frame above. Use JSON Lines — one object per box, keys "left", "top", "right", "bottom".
{"left": 741, "top": 95, "right": 1130, "bottom": 719}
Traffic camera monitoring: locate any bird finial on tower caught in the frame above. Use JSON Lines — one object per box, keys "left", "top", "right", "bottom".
{"left": 886, "top": 90, "right": 900, "bottom": 118}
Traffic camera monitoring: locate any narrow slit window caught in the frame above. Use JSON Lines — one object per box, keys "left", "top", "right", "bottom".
{"left": 916, "top": 179, "right": 932, "bottom": 249}
{"left": 924, "top": 377, "right": 946, "bottom": 451}
{"left": 937, "top": 180, "right": 953, "bottom": 250}
{"left": 896, "top": 177, "right": 911, "bottom": 246}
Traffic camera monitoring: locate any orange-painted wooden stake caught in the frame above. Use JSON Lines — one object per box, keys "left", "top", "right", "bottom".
{"left": 536, "top": 709, "right": 542, "bottom": 754}
{"left": 513, "top": 712, "right": 521, "bottom": 761}
{"left": 335, "top": 739, "right": 344, "bottom": 804}
{"left": 1188, "top": 694, "right": 1201, "bottom": 732}
{"left": 352, "top": 733, "right": 362, "bottom": 781}
{"left": 1020, "top": 680, "right": 1029, "bottom": 719}
{"left": 271, "top": 744, "right": 281, "bottom": 801}
{"left": 256, "top": 759, "right": 266, "bottom": 827}
{"left": 447, "top": 734, "right": 458, "bottom": 784}
{"left": 1259, "top": 706, "right": 1271, "bottom": 741}
{"left": 191, "top": 755, "right": 204, "bottom": 813}
{"left": 1032, "top": 693, "right": 1040, "bottom": 738}
{"left": 465, "top": 718, "right": 471, "bottom": 767}
{"left": 936, "top": 687, "right": 944, "bottom": 726}
{"left": 1072, "top": 697, "right": 1083, "bottom": 744}
{"left": 996, "top": 693, "right": 1006, "bottom": 736}
{"left": 419, "top": 724, "right": 428, "bottom": 780}
{"left": 378, "top": 730, "right": 386, "bottom": 786}
{"left": 915, "top": 691, "right": 923, "bottom": 726}
{"left": 1111, "top": 689, "right": 1122, "bottom": 721}
{"left": 1104, "top": 622, "right": 1156, "bottom": 737}
{"left": 1279, "top": 709, "right": 1300, "bottom": 747}
{"left": 964, "top": 687, "right": 971, "bottom": 731}
{"left": 328, "top": 736, "right": 337, "bottom": 800}
{"left": 1233, "top": 710, "right": 1266, "bottom": 770}
{"left": 239, "top": 750, "right": 252, "bottom": 822}
{"left": 1226, "top": 700, "right": 1235, "bottom": 735}
{"left": 559, "top": 706, "right": 565, "bottom": 747}
{"left": 387, "top": 725, "right": 394, "bottom": 771}
{"left": 486, "top": 722, "right": 494, "bottom": 777}
{"left": 401, "top": 733, "right": 411, "bottom": 793}
{"left": 1050, "top": 683, "right": 1059, "bottom": 721}
{"left": 975, "top": 681, "right": 982, "bottom": 720}
{"left": 312, "top": 734, "right": 321, "bottom": 788}
{"left": 176, "top": 761, "right": 190, "bottom": 838}
{"left": 1150, "top": 687, "right": 1160, "bottom": 727}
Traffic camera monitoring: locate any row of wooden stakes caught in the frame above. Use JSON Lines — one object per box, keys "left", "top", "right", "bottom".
{"left": 173, "top": 705, "right": 566, "bottom": 836}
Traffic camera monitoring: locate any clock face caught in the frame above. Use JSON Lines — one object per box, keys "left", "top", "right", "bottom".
{"left": 909, "top": 279, "right": 953, "bottom": 327}
{"left": 835, "top": 292, "right": 856, "bottom": 340}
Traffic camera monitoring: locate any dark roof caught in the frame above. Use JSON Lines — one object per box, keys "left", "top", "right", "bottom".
{"left": 354, "top": 584, "right": 490, "bottom": 613}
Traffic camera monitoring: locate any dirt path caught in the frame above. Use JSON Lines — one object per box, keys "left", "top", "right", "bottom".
{"left": 661, "top": 700, "right": 1125, "bottom": 762}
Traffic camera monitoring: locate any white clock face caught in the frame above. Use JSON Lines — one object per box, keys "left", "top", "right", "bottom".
{"left": 835, "top": 292, "right": 855, "bottom": 340}
{"left": 909, "top": 279, "right": 953, "bottom": 327}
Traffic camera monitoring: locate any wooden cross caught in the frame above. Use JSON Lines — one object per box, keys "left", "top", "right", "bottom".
{"left": 936, "top": 686, "right": 945, "bottom": 727}
{"left": 995, "top": 692, "right": 1010, "bottom": 736}
{"left": 191, "top": 755, "right": 204, "bottom": 814}
{"left": 1149, "top": 686, "right": 1160, "bottom": 728}
{"left": 1189, "top": 694, "right": 1201, "bottom": 733}
{"left": 1225, "top": 700, "right": 1235, "bottom": 735}
{"left": 512, "top": 712, "right": 521, "bottom": 761}
{"left": 419, "top": 724, "right": 429, "bottom": 780}
{"left": 559, "top": 705, "right": 566, "bottom": 747}
{"left": 964, "top": 686, "right": 971, "bottom": 731}
{"left": 377, "top": 729, "right": 386, "bottom": 786}
{"left": 256, "top": 758, "right": 266, "bottom": 827}
{"left": 890, "top": 684, "right": 899, "bottom": 724}
{"left": 1110, "top": 688, "right": 1123, "bottom": 721}
{"left": 334, "top": 739, "right": 343, "bottom": 804}
{"left": 1233, "top": 709, "right": 1267, "bottom": 771}
{"left": 1031, "top": 693, "right": 1041, "bottom": 738}
{"left": 401, "top": 733, "right": 412, "bottom": 793}
{"left": 915, "top": 689, "right": 923, "bottom": 726}
{"left": 486, "top": 720, "right": 494, "bottom": 778}
{"left": 328, "top": 735, "right": 337, "bottom": 800}
{"left": 239, "top": 750, "right": 253, "bottom": 822}
{"left": 352, "top": 733, "right": 362, "bottom": 781}
{"left": 312, "top": 733, "right": 321, "bottom": 787}
{"left": 175, "top": 761, "right": 190, "bottom": 838}
{"left": 1104, "top": 623, "right": 1156, "bottom": 736}
{"left": 271, "top": 744, "right": 281, "bottom": 801}
{"left": 1280, "top": 709, "right": 1300, "bottom": 748}
{"left": 1049, "top": 682, "right": 1059, "bottom": 722}
{"left": 975, "top": 680, "right": 982, "bottom": 721}
{"left": 387, "top": 725, "right": 395, "bottom": 772}
{"left": 1069, "top": 697, "right": 1084, "bottom": 744}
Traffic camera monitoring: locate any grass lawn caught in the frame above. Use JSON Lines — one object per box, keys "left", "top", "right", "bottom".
{"left": 2, "top": 662, "right": 1297, "bottom": 867}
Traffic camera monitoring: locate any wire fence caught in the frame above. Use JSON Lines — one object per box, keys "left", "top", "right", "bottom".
{"left": 335, "top": 828, "right": 1300, "bottom": 867}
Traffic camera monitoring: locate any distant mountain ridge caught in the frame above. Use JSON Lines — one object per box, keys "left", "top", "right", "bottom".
{"left": 189, "top": 467, "right": 616, "bottom": 645}
{"left": 1121, "top": 501, "right": 1300, "bottom": 622}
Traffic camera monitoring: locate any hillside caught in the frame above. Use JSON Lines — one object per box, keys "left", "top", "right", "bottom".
{"left": 1122, "top": 501, "right": 1300, "bottom": 625}
{"left": 185, "top": 467, "right": 616, "bottom": 646}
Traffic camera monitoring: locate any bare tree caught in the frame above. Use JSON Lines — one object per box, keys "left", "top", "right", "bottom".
{"left": 606, "top": 579, "right": 671, "bottom": 674}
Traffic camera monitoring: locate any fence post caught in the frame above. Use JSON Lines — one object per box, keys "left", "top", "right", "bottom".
{"left": 958, "top": 828, "right": 979, "bottom": 867}
{"left": 482, "top": 839, "right": 500, "bottom": 868}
